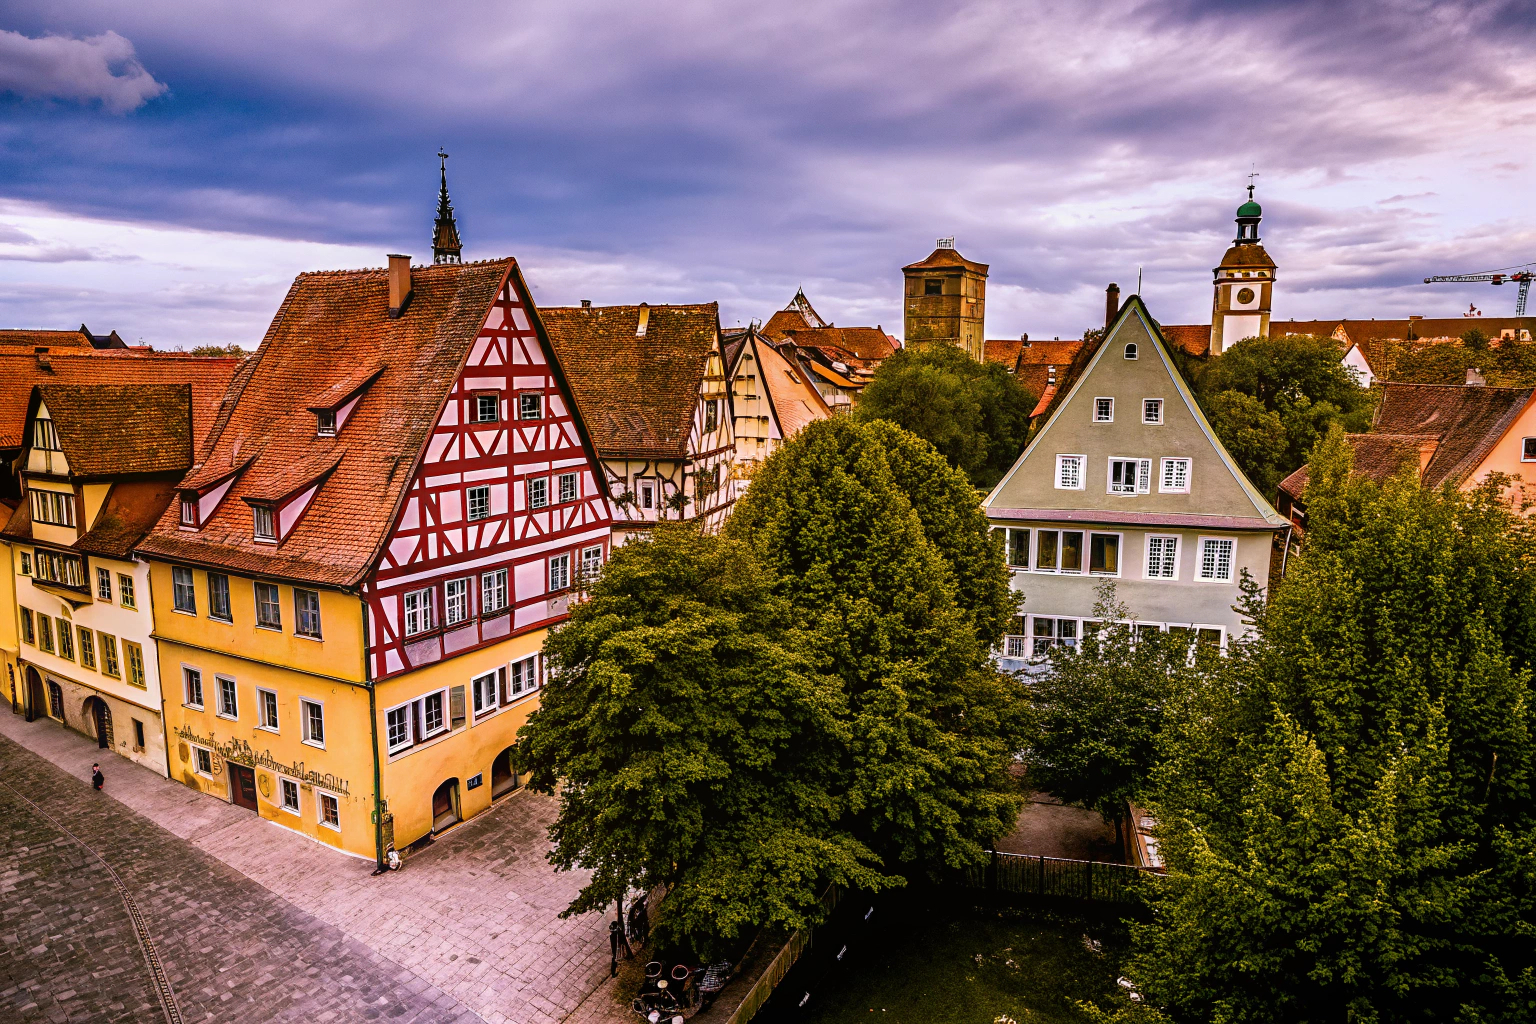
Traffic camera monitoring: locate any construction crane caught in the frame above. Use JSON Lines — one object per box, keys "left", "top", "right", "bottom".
{"left": 1423, "top": 264, "right": 1533, "bottom": 316}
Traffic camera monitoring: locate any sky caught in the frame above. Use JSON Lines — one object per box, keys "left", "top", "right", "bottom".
{"left": 1, "top": 0, "right": 1534, "bottom": 350}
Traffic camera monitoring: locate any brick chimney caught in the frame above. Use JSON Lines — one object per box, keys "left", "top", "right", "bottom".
{"left": 580, "top": 299, "right": 592, "bottom": 310}
{"left": 1105, "top": 283, "right": 1121, "bottom": 330}
{"left": 387, "top": 255, "right": 413, "bottom": 319}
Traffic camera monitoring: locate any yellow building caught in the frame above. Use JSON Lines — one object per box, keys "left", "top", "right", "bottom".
{"left": 137, "top": 254, "right": 613, "bottom": 864}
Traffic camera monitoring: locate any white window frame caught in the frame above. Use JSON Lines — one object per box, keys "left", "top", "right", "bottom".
{"left": 581, "top": 544, "right": 604, "bottom": 581}
{"left": 444, "top": 577, "right": 471, "bottom": 626}
{"left": 208, "top": 573, "right": 232, "bottom": 622}
{"left": 316, "top": 408, "right": 337, "bottom": 436}
{"left": 19, "top": 551, "right": 31, "bottom": 576}
{"left": 257, "top": 687, "right": 279, "bottom": 732}
{"left": 254, "top": 582, "right": 282, "bottom": 631}
{"left": 403, "top": 587, "right": 434, "bottom": 636}
{"left": 467, "top": 484, "right": 491, "bottom": 521}
{"left": 481, "top": 568, "right": 508, "bottom": 614}
{"left": 472, "top": 668, "right": 504, "bottom": 717}
{"left": 172, "top": 566, "right": 197, "bottom": 614}
{"left": 253, "top": 505, "right": 277, "bottom": 543}
{"left": 1144, "top": 534, "right": 1180, "bottom": 580}
{"left": 1123, "top": 343, "right": 1138, "bottom": 360}
{"left": 1522, "top": 437, "right": 1536, "bottom": 462}
{"left": 1031, "top": 528, "right": 1085, "bottom": 575}
{"left": 1142, "top": 398, "right": 1163, "bottom": 424}
{"left": 419, "top": 688, "right": 449, "bottom": 740}
{"left": 180, "top": 498, "right": 197, "bottom": 526}
{"left": 638, "top": 478, "right": 656, "bottom": 511}
{"left": 294, "top": 588, "right": 323, "bottom": 639}
{"left": 1107, "top": 457, "right": 1151, "bottom": 495}
{"left": 1160, "top": 457, "right": 1192, "bottom": 494}
{"left": 1087, "top": 531, "right": 1123, "bottom": 577}
{"left": 192, "top": 745, "right": 214, "bottom": 777}
{"left": 215, "top": 674, "right": 238, "bottom": 720}
{"left": 1003, "top": 527, "right": 1030, "bottom": 570}
{"left": 316, "top": 789, "right": 341, "bottom": 832}
{"left": 527, "top": 477, "right": 548, "bottom": 510}
{"left": 1029, "top": 614, "right": 1081, "bottom": 658}
{"left": 1093, "top": 397, "right": 1114, "bottom": 423}
{"left": 474, "top": 392, "right": 500, "bottom": 423}
{"left": 385, "top": 702, "right": 412, "bottom": 753}
{"left": 1196, "top": 536, "right": 1236, "bottom": 583}
{"left": 518, "top": 392, "right": 543, "bottom": 420}
{"left": 507, "top": 654, "right": 540, "bottom": 702}
{"left": 549, "top": 553, "right": 571, "bottom": 592}
{"left": 97, "top": 566, "right": 112, "bottom": 601}
{"left": 279, "top": 777, "right": 300, "bottom": 814}
{"left": 558, "top": 472, "right": 578, "bottom": 504}
{"left": 300, "top": 698, "right": 326, "bottom": 749}
{"left": 1055, "top": 455, "right": 1085, "bottom": 491}
{"left": 183, "top": 666, "right": 204, "bottom": 710}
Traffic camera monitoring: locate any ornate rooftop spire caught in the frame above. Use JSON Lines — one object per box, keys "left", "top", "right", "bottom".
{"left": 432, "top": 149, "right": 462, "bottom": 265}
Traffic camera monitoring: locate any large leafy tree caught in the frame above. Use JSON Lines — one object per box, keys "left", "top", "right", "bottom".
{"left": 1389, "top": 328, "right": 1536, "bottom": 387}
{"left": 517, "top": 525, "right": 897, "bottom": 956}
{"left": 725, "top": 417, "right": 1027, "bottom": 871}
{"left": 854, "top": 343, "right": 1035, "bottom": 489}
{"left": 1121, "top": 428, "right": 1536, "bottom": 1023}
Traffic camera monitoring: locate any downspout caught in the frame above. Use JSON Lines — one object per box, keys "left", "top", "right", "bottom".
{"left": 1279, "top": 526, "right": 1294, "bottom": 579}
{"left": 362, "top": 590, "right": 386, "bottom": 874}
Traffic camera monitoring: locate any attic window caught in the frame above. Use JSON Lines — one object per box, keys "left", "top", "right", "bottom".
{"left": 253, "top": 505, "right": 277, "bottom": 543}
{"left": 473, "top": 392, "right": 500, "bottom": 423}
{"left": 519, "top": 392, "right": 543, "bottom": 420}
{"left": 180, "top": 498, "right": 197, "bottom": 527}
{"left": 1124, "top": 343, "right": 1138, "bottom": 359}
{"left": 316, "top": 410, "right": 337, "bottom": 436}
{"left": 33, "top": 418, "right": 61, "bottom": 451}
{"left": 924, "top": 279, "right": 943, "bottom": 296}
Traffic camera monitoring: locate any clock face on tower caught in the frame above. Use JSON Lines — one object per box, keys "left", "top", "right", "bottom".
{"left": 1236, "top": 287, "right": 1255, "bottom": 304}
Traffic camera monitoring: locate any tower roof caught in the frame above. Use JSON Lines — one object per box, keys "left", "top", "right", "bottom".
{"left": 1237, "top": 199, "right": 1262, "bottom": 217}
{"left": 432, "top": 150, "right": 462, "bottom": 265}
{"left": 903, "top": 247, "right": 988, "bottom": 275}
{"left": 1216, "top": 243, "right": 1276, "bottom": 270}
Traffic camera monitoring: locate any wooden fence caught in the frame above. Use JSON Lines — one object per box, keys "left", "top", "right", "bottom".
{"left": 724, "top": 885, "right": 840, "bottom": 1024}
{"left": 962, "top": 851, "right": 1152, "bottom": 904}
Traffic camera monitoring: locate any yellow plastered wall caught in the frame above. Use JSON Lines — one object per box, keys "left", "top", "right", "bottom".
{"left": 2, "top": 542, "right": 19, "bottom": 711}
{"left": 377, "top": 626, "right": 547, "bottom": 850}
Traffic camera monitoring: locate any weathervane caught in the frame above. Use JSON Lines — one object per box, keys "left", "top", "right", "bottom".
{"left": 1247, "top": 167, "right": 1259, "bottom": 200}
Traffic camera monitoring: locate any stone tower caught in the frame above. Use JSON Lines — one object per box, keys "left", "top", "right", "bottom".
{"left": 903, "top": 239, "right": 988, "bottom": 361}
{"left": 1209, "top": 185, "right": 1275, "bottom": 354}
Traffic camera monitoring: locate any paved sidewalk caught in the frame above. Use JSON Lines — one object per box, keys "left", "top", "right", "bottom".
{"left": 0, "top": 711, "right": 617, "bottom": 1024}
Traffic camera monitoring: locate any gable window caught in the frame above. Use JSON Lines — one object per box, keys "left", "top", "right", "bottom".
{"left": 208, "top": 573, "right": 232, "bottom": 622}
{"left": 252, "top": 505, "right": 276, "bottom": 542}
{"left": 444, "top": 577, "right": 471, "bottom": 625}
{"left": 1145, "top": 535, "right": 1179, "bottom": 579}
{"left": 316, "top": 409, "right": 337, "bottom": 436}
{"left": 57, "top": 618, "right": 74, "bottom": 661}
{"left": 30, "top": 489, "right": 76, "bottom": 527}
{"left": 184, "top": 667, "right": 203, "bottom": 709}
{"left": 550, "top": 553, "right": 571, "bottom": 592}
{"left": 124, "top": 642, "right": 146, "bottom": 688}
{"left": 217, "top": 675, "right": 238, "bottom": 719}
{"left": 301, "top": 698, "right": 325, "bottom": 747}
{"left": 280, "top": 778, "right": 300, "bottom": 813}
{"left": 1523, "top": 437, "right": 1536, "bottom": 462}
{"left": 173, "top": 567, "right": 197, "bottom": 613}
{"left": 1197, "top": 537, "right": 1235, "bottom": 583}
{"left": 259, "top": 688, "right": 279, "bottom": 731}
{"left": 508, "top": 655, "right": 539, "bottom": 700}
{"left": 294, "top": 588, "right": 322, "bottom": 638}
{"left": 474, "top": 393, "right": 500, "bottom": 423}
{"left": 1055, "top": 455, "right": 1084, "bottom": 490}
{"left": 100, "top": 633, "right": 120, "bottom": 677}
{"left": 472, "top": 668, "right": 504, "bottom": 716}
{"left": 638, "top": 479, "right": 655, "bottom": 510}
{"left": 255, "top": 582, "right": 282, "bottom": 630}
{"left": 77, "top": 626, "right": 95, "bottom": 669}
{"left": 19, "top": 608, "right": 34, "bottom": 646}
{"left": 704, "top": 399, "right": 719, "bottom": 434}
{"left": 1109, "top": 458, "right": 1151, "bottom": 495}
{"left": 581, "top": 544, "right": 604, "bottom": 581}
{"left": 559, "top": 473, "right": 578, "bottom": 504}
{"left": 19, "top": 551, "right": 31, "bottom": 575}
{"left": 527, "top": 477, "right": 548, "bottom": 510}
{"left": 924, "top": 278, "right": 943, "bottom": 296}
{"left": 97, "top": 567, "right": 112, "bottom": 601}
{"left": 403, "top": 587, "right": 435, "bottom": 636}
{"left": 1124, "top": 343, "right": 1138, "bottom": 359}
{"left": 1160, "top": 458, "right": 1191, "bottom": 493}
{"left": 1005, "top": 528, "right": 1030, "bottom": 569}
{"left": 1034, "top": 530, "right": 1083, "bottom": 573}
{"left": 519, "top": 392, "right": 543, "bottom": 420}
{"left": 1089, "top": 533, "right": 1120, "bottom": 576}
{"left": 180, "top": 498, "right": 197, "bottom": 526}
{"left": 467, "top": 485, "right": 491, "bottom": 521}
{"left": 481, "top": 568, "right": 508, "bottom": 614}
{"left": 1093, "top": 397, "right": 1114, "bottom": 422}
{"left": 1143, "top": 399, "right": 1163, "bottom": 424}
{"left": 34, "top": 417, "right": 61, "bottom": 451}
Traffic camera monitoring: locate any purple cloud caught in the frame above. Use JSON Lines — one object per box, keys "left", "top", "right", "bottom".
{"left": 0, "top": 29, "right": 167, "bottom": 113}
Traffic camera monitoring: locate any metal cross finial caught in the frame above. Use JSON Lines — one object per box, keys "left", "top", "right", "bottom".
{"left": 1247, "top": 168, "right": 1259, "bottom": 199}
{"left": 438, "top": 148, "right": 449, "bottom": 169}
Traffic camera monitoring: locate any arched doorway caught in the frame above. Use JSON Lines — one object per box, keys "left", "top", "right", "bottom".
{"left": 491, "top": 745, "right": 520, "bottom": 799}
{"left": 431, "top": 778, "right": 460, "bottom": 833}
{"left": 82, "top": 696, "right": 112, "bottom": 748}
{"left": 46, "top": 681, "right": 64, "bottom": 722}
{"left": 25, "top": 667, "right": 44, "bottom": 723}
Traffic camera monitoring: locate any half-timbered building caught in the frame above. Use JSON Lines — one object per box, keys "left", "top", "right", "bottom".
{"left": 541, "top": 302, "right": 735, "bottom": 541}
{"left": 137, "top": 254, "right": 611, "bottom": 863}
{"left": 726, "top": 325, "right": 830, "bottom": 490}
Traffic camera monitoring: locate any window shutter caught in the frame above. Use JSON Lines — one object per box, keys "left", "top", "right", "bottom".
{"left": 449, "top": 685, "right": 466, "bottom": 729}
{"left": 1137, "top": 459, "right": 1151, "bottom": 493}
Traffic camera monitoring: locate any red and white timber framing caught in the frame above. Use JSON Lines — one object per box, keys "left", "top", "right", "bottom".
{"left": 364, "top": 275, "right": 612, "bottom": 680}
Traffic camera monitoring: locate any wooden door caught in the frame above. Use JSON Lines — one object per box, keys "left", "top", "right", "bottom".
{"left": 431, "top": 779, "right": 459, "bottom": 831}
{"left": 231, "top": 765, "right": 258, "bottom": 811}
{"left": 25, "top": 669, "right": 44, "bottom": 723}
{"left": 91, "top": 699, "right": 112, "bottom": 749}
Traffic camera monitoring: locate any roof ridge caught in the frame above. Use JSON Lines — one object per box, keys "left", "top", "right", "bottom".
{"left": 293, "top": 256, "right": 515, "bottom": 278}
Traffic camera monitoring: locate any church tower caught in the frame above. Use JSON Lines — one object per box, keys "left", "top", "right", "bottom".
{"left": 902, "top": 239, "right": 988, "bottom": 361}
{"left": 1209, "top": 184, "right": 1275, "bottom": 354}
{"left": 432, "top": 150, "right": 462, "bottom": 265}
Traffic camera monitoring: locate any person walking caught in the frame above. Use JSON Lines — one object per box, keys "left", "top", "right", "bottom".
{"left": 91, "top": 763, "right": 104, "bottom": 791}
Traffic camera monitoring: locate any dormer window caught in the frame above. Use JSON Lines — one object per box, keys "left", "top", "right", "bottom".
{"left": 253, "top": 505, "right": 277, "bottom": 542}
{"left": 34, "top": 418, "right": 61, "bottom": 451}
{"left": 180, "top": 498, "right": 197, "bottom": 527}
{"left": 1124, "top": 343, "right": 1138, "bottom": 359}
{"left": 316, "top": 409, "right": 337, "bottom": 436}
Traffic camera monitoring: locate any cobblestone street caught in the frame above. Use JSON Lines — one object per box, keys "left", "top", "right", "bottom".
{"left": 0, "top": 714, "right": 615, "bottom": 1024}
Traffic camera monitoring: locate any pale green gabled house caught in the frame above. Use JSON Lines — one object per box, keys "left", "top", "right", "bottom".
{"left": 983, "top": 296, "right": 1287, "bottom": 667}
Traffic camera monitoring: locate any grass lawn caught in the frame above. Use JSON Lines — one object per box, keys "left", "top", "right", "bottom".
{"left": 798, "top": 901, "right": 1129, "bottom": 1024}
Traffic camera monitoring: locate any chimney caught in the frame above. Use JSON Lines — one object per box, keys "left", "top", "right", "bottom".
{"left": 580, "top": 299, "right": 592, "bottom": 310}
{"left": 1105, "top": 283, "right": 1121, "bottom": 330}
{"left": 34, "top": 346, "right": 51, "bottom": 371}
{"left": 1466, "top": 367, "right": 1486, "bottom": 386}
{"left": 636, "top": 302, "right": 650, "bottom": 338}
{"left": 387, "top": 254, "right": 413, "bottom": 318}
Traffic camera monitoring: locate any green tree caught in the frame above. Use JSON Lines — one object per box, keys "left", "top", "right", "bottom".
{"left": 1389, "top": 330, "right": 1536, "bottom": 388}
{"left": 517, "top": 525, "right": 897, "bottom": 955}
{"left": 726, "top": 417, "right": 1028, "bottom": 872}
{"left": 1118, "top": 428, "right": 1536, "bottom": 1023}
{"left": 1190, "top": 334, "right": 1373, "bottom": 496}
{"left": 188, "top": 343, "right": 247, "bottom": 357}
{"left": 854, "top": 343, "right": 1035, "bottom": 489}
{"left": 1462, "top": 326, "right": 1490, "bottom": 352}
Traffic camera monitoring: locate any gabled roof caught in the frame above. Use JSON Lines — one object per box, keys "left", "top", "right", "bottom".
{"left": 32, "top": 383, "right": 194, "bottom": 478}
{"left": 540, "top": 302, "right": 721, "bottom": 460}
{"left": 781, "top": 326, "right": 896, "bottom": 364}
{"left": 0, "top": 351, "right": 241, "bottom": 449}
{"left": 1372, "top": 382, "right": 1535, "bottom": 489}
{"left": 1277, "top": 433, "right": 1438, "bottom": 503}
{"left": 983, "top": 338, "right": 1024, "bottom": 370}
{"left": 903, "top": 248, "right": 988, "bottom": 274}
{"left": 0, "top": 328, "right": 94, "bottom": 349}
{"left": 137, "top": 258, "right": 521, "bottom": 587}
{"left": 757, "top": 339, "right": 831, "bottom": 438}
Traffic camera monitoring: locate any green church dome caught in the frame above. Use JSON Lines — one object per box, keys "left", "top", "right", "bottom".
{"left": 1237, "top": 199, "right": 1262, "bottom": 218}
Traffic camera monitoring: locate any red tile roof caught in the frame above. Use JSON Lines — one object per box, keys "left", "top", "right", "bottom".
{"left": 0, "top": 351, "right": 241, "bottom": 449}
{"left": 757, "top": 339, "right": 830, "bottom": 438}
{"left": 1274, "top": 317, "right": 1535, "bottom": 346}
{"left": 34, "top": 383, "right": 197, "bottom": 477}
{"left": 0, "top": 328, "right": 93, "bottom": 349}
{"left": 781, "top": 326, "right": 896, "bottom": 364}
{"left": 540, "top": 303, "right": 721, "bottom": 460}
{"left": 1372, "top": 382, "right": 1535, "bottom": 489}
{"left": 1158, "top": 324, "right": 1212, "bottom": 357}
{"left": 982, "top": 339, "right": 1023, "bottom": 370}
{"left": 1277, "top": 433, "right": 1438, "bottom": 502}
{"left": 137, "top": 258, "right": 520, "bottom": 587}
{"left": 1016, "top": 340, "right": 1086, "bottom": 367}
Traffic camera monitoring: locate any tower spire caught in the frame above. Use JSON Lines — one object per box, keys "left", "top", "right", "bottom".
{"left": 432, "top": 149, "right": 462, "bottom": 265}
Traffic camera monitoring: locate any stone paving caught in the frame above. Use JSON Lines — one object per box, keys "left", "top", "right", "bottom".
{"left": 0, "top": 712, "right": 618, "bottom": 1024}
